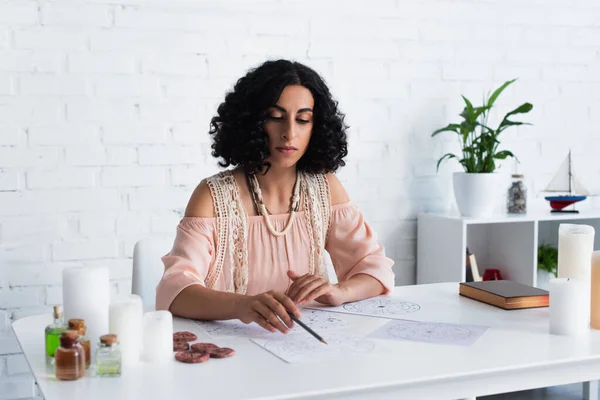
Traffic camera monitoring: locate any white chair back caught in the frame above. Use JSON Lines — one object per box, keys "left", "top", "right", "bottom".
{"left": 132, "top": 237, "right": 174, "bottom": 311}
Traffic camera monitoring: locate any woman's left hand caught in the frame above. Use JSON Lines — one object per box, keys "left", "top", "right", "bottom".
{"left": 286, "top": 270, "right": 346, "bottom": 306}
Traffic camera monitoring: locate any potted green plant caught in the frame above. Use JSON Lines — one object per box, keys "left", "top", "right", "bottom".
{"left": 537, "top": 243, "right": 558, "bottom": 289}
{"left": 432, "top": 79, "right": 533, "bottom": 217}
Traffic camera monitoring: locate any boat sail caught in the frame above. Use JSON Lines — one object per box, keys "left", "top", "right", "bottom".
{"left": 544, "top": 151, "right": 589, "bottom": 212}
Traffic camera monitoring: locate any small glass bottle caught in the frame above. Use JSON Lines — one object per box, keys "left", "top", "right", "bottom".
{"left": 507, "top": 174, "right": 527, "bottom": 214}
{"left": 96, "top": 334, "right": 122, "bottom": 377}
{"left": 45, "top": 305, "right": 67, "bottom": 366}
{"left": 54, "top": 330, "right": 85, "bottom": 381}
{"left": 68, "top": 319, "right": 91, "bottom": 369}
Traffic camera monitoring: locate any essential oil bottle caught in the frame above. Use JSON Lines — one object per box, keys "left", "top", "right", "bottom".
{"left": 96, "top": 334, "right": 121, "bottom": 377}
{"left": 45, "top": 305, "right": 67, "bottom": 366}
{"left": 54, "top": 330, "right": 85, "bottom": 381}
{"left": 68, "top": 319, "right": 91, "bottom": 369}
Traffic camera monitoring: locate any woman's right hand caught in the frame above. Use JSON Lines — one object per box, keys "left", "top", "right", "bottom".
{"left": 237, "top": 290, "right": 301, "bottom": 334}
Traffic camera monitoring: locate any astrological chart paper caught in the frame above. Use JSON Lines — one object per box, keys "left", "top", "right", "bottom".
{"left": 305, "top": 297, "right": 422, "bottom": 319}
{"left": 368, "top": 319, "right": 488, "bottom": 346}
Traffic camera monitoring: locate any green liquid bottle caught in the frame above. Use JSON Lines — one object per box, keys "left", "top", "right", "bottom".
{"left": 45, "top": 305, "right": 67, "bottom": 366}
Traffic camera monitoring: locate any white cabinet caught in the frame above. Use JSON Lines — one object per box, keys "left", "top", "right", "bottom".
{"left": 417, "top": 211, "right": 600, "bottom": 286}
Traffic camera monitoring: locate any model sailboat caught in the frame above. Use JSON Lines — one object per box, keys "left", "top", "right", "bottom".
{"left": 544, "top": 151, "right": 589, "bottom": 213}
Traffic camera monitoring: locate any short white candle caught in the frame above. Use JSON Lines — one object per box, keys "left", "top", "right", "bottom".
{"left": 549, "top": 278, "right": 588, "bottom": 336}
{"left": 109, "top": 295, "right": 143, "bottom": 366}
{"left": 142, "top": 310, "right": 173, "bottom": 363}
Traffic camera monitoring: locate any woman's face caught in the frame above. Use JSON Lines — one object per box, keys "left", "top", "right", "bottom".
{"left": 263, "top": 84, "right": 314, "bottom": 170}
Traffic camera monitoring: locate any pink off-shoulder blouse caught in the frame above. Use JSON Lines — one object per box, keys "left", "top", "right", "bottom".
{"left": 156, "top": 202, "right": 395, "bottom": 311}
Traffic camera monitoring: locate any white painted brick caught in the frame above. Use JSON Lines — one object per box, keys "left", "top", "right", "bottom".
{"left": 3, "top": 263, "right": 66, "bottom": 287}
{"left": 206, "top": 57, "right": 256, "bottom": 79}
{"left": 0, "top": 329, "right": 20, "bottom": 354}
{"left": 102, "top": 166, "right": 167, "bottom": 187}
{"left": 116, "top": 213, "right": 151, "bottom": 237}
{"left": 79, "top": 215, "right": 116, "bottom": 237}
{"left": 0, "top": 170, "right": 20, "bottom": 192}
{"left": 0, "top": 287, "right": 42, "bottom": 308}
{"left": 246, "top": 17, "right": 309, "bottom": 37}
{"left": 0, "top": 74, "right": 14, "bottom": 95}
{"left": 0, "top": 50, "right": 63, "bottom": 73}
{"left": 106, "top": 147, "right": 137, "bottom": 166}
{"left": 103, "top": 125, "right": 168, "bottom": 145}
{"left": 390, "top": 62, "right": 441, "bottom": 80}
{"left": 66, "top": 100, "right": 136, "bottom": 122}
{"left": 45, "top": 285, "right": 63, "bottom": 305}
{"left": 442, "top": 63, "right": 493, "bottom": 81}
{"left": 308, "top": 39, "right": 398, "bottom": 60}
{"left": 52, "top": 238, "right": 118, "bottom": 261}
{"left": 0, "top": 147, "right": 61, "bottom": 168}
{"left": 94, "top": 76, "right": 162, "bottom": 98}
{"left": 56, "top": 188, "right": 122, "bottom": 213}
{"left": 0, "top": 357, "right": 4, "bottom": 378}
{"left": 542, "top": 65, "right": 588, "bottom": 82}
{"left": 0, "top": 3, "right": 38, "bottom": 24}
{"left": 171, "top": 123, "right": 211, "bottom": 145}
{"left": 311, "top": 18, "right": 416, "bottom": 41}
{"left": 228, "top": 36, "right": 309, "bottom": 58}
{"left": 169, "top": 165, "right": 210, "bottom": 186}
{"left": 179, "top": 12, "right": 247, "bottom": 34}
{"left": 28, "top": 125, "right": 99, "bottom": 146}
{"left": 114, "top": 7, "right": 181, "bottom": 30}
{"left": 41, "top": 4, "right": 111, "bottom": 27}
{"left": 0, "top": 215, "right": 67, "bottom": 242}
{"left": 128, "top": 187, "right": 190, "bottom": 212}
{"left": 6, "top": 354, "right": 30, "bottom": 375}
{"left": 138, "top": 100, "right": 202, "bottom": 123}
{"left": 161, "top": 77, "right": 232, "bottom": 100}
{"left": 0, "top": 243, "right": 47, "bottom": 263}
{"left": 0, "top": 28, "right": 8, "bottom": 49}
{"left": 142, "top": 54, "right": 208, "bottom": 76}
{"left": 138, "top": 144, "right": 206, "bottom": 166}
{"left": 14, "top": 28, "right": 88, "bottom": 51}
{"left": 0, "top": 374, "right": 36, "bottom": 400}
{"left": 90, "top": 31, "right": 226, "bottom": 54}
{"left": 332, "top": 60, "right": 387, "bottom": 79}
{"left": 26, "top": 169, "right": 96, "bottom": 189}
{"left": 20, "top": 75, "right": 89, "bottom": 96}
{"left": 0, "top": 311, "right": 9, "bottom": 331}
{"left": 30, "top": 99, "right": 65, "bottom": 123}
{"left": 571, "top": 28, "right": 600, "bottom": 46}
{"left": 69, "top": 53, "right": 136, "bottom": 74}
{"left": 494, "top": 64, "right": 541, "bottom": 81}
{"left": 65, "top": 146, "right": 107, "bottom": 166}
{"left": 151, "top": 213, "right": 180, "bottom": 234}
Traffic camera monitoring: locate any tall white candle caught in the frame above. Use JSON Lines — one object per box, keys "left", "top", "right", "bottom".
{"left": 549, "top": 278, "right": 588, "bottom": 335}
{"left": 62, "top": 266, "right": 110, "bottom": 360}
{"left": 142, "top": 310, "right": 173, "bottom": 363}
{"left": 557, "top": 223, "right": 595, "bottom": 323}
{"left": 109, "top": 294, "right": 143, "bottom": 366}
{"left": 591, "top": 251, "right": 600, "bottom": 330}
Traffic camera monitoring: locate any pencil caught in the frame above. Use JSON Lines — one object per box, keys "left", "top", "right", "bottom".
{"left": 288, "top": 312, "right": 327, "bottom": 345}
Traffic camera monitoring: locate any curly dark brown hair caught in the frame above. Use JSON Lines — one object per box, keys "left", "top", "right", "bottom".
{"left": 209, "top": 59, "right": 348, "bottom": 174}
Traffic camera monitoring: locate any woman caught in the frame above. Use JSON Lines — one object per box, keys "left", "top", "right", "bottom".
{"left": 157, "top": 59, "right": 395, "bottom": 334}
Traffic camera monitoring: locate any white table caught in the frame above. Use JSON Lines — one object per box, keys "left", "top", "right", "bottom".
{"left": 12, "top": 283, "right": 600, "bottom": 400}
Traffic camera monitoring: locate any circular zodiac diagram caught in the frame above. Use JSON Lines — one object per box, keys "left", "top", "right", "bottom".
{"left": 301, "top": 310, "right": 349, "bottom": 331}
{"left": 342, "top": 298, "right": 420, "bottom": 315}
{"left": 387, "top": 322, "right": 473, "bottom": 342}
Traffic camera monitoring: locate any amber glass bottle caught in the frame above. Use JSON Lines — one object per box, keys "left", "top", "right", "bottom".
{"left": 68, "top": 319, "right": 91, "bottom": 369}
{"left": 54, "top": 330, "right": 85, "bottom": 381}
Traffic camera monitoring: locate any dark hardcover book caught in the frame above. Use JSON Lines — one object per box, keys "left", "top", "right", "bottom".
{"left": 459, "top": 280, "right": 549, "bottom": 310}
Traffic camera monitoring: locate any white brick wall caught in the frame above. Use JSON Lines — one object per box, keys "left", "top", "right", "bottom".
{"left": 1, "top": 0, "right": 600, "bottom": 398}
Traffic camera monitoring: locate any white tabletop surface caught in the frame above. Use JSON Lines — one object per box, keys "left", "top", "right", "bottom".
{"left": 13, "top": 283, "right": 600, "bottom": 400}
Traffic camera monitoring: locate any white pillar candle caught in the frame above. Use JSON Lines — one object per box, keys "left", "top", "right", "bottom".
{"left": 557, "top": 223, "right": 595, "bottom": 323}
{"left": 549, "top": 278, "right": 588, "bottom": 335}
{"left": 142, "top": 310, "right": 173, "bottom": 363}
{"left": 109, "top": 294, "right": 143, "bottom": 366}
{"left": 62, "top": 266, "right": 110, "bottom": 360}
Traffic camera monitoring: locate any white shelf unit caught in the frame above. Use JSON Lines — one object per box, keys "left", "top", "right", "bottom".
{"left": 417, "top": 210, "right": 600, "bottom": 286}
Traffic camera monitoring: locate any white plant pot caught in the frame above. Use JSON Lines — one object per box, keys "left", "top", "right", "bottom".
{"left": 453, "top": 172, "right": 499, "bottom": 218}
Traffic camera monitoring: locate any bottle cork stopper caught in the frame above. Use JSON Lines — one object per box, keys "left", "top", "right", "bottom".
{"left": 100, "top": 334, "right": 118, "bottom": 346}
{"left": 59, "top": 330, "right": 80, "bottom": 348}
{"left": 53, "top": 305, "right": 62, "bottom": 319}
{"left": 68, "top": 319, "right": 85, "bottom": 330}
